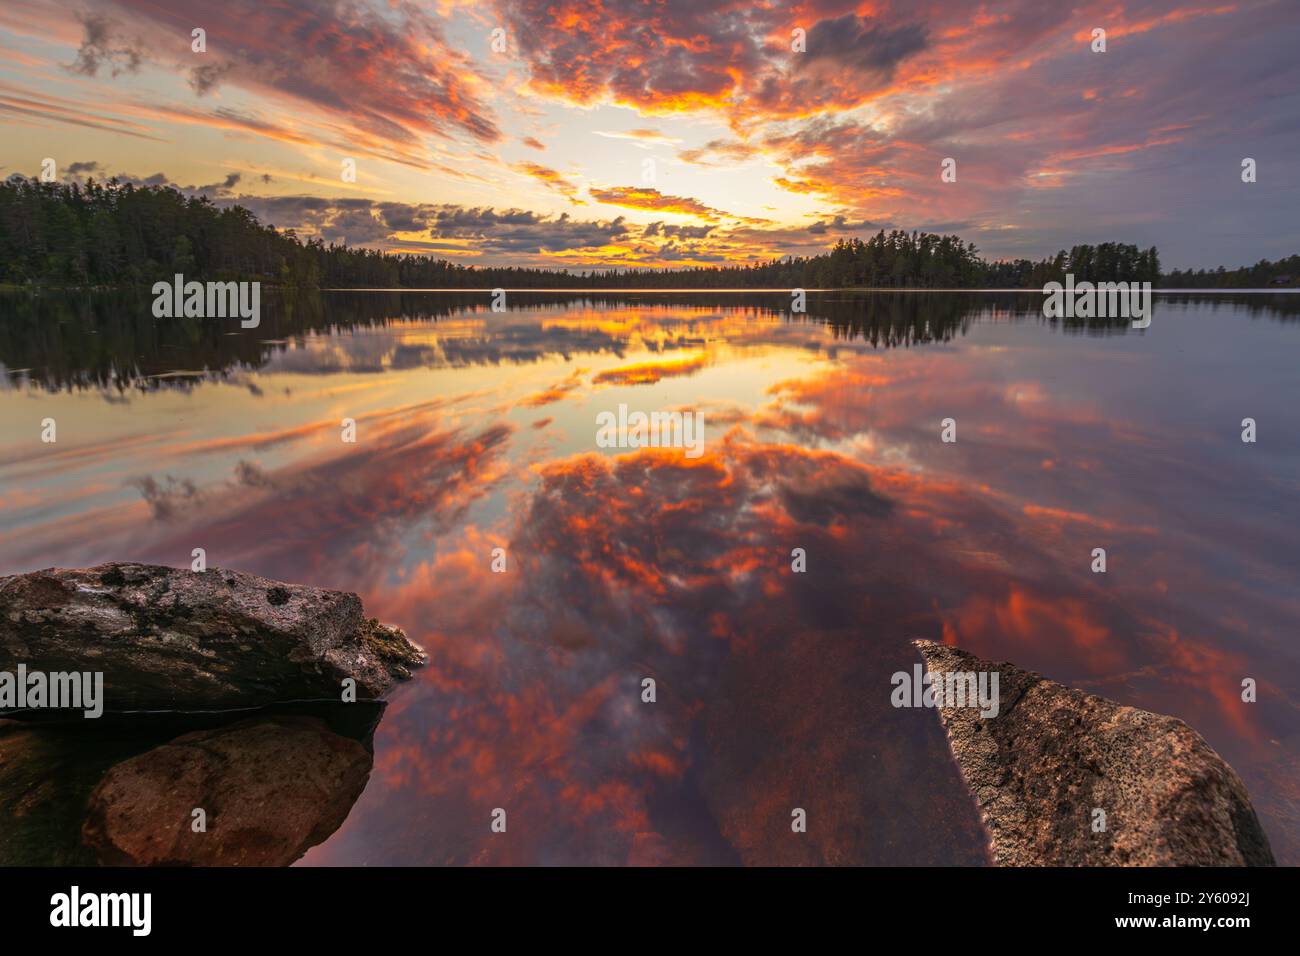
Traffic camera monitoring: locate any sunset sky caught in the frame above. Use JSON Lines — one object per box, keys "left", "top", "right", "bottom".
{"left": 2, "top": 0, "right": 1298, "bottom": 271}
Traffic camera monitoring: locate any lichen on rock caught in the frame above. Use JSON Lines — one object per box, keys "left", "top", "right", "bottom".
{"left": 0, "top": 562, "right": 425, "bottom": 714}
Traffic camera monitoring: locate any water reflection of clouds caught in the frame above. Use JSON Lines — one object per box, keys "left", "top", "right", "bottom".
{"left": 326, "top": 429, "right": 1284, "bottom": 863}
{"left": 757, "top": 344, "right": 1296, "bottom": 742}
{"left": 1, "top": 296, "right": 1296, "bottom": 863}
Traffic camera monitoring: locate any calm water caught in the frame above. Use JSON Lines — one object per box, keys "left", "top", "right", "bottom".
{"left": 1, "top": 290, "right": 1297, "bottom": 865}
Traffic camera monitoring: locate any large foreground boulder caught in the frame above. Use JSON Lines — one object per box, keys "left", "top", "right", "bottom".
{"left": 914, "top": 639, "right": 1274, "bottom": 866}
{"left": 0, "top": 563, "right": 425, "bottom": 712}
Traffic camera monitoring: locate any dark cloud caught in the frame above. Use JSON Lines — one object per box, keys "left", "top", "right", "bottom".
{"left": 643, "top": 222, "right": 714, "bottom": 239}
{"left": 808, "top": 216, "right": 881, "bottom": 235}
{"left": 67, "top": 12, "right": 143, "bottom": 78}
{"left": 234, "top": 460, "right": 276, "bottom": 489}
{"left": 206, "top": 191, "right": 631, "bottom": 254}
{"left": 377, "top": 202, "right": 424, "bottom": 232}
{"left": 129, "top": 474, "right": 204, "bottom": 521}
{"left": 318, "top": 207, "right": 391, "bottom": 245}
{"left": 801, "top": 17, "right": 927, "bottom": 74}
{"left": 188, "top": 61, "right": 234, "bottom": 96}
{"left": 196, "top": 172, "right": 241, "bottom": 195}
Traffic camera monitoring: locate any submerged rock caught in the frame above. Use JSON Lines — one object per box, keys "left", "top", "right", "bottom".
{"left": 0, "top": 719, "right": 174, "bottom": 866}
{"left": 0, "top": 703, "right": 385, "bottom": 866}
{"left": 0, "top": 562, "right": 425, "bottom": 713}
{"left": 914, "top": 639, "right": 1274, "bottom": 866}
{"left": 81, "top": 715, "right": 372, "bottom": 866}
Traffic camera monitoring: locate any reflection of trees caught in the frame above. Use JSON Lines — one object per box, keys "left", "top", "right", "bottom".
{"left": 813, "top": 290, "right": 987, "bottom": 346}
{"left": 2, "top": 289, "right": 1295, "bottom": 392}
{"left": 1154, "top": 293, "right": 1300, "bottom": 318}
{"left": 0, "top": 289, "right": 382, "bottom": 392}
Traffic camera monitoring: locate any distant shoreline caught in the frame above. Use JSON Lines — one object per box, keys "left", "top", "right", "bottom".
{"left": 3, "top": 283, "right": 1297, "bottom": 295}
{"left": 9, "top": 179, "right": 1296, "bottom": 292}
{"left": 320, "top": 286, "right": 1300, "bottom": 294}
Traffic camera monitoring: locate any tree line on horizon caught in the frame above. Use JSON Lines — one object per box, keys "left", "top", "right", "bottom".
{"left": 1, "top": 175, "right": 1295, "bottom": 290}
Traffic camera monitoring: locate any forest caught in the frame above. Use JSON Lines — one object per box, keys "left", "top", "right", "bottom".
{"left": 1, "top": 175, "right": 1293, "bottom": 289}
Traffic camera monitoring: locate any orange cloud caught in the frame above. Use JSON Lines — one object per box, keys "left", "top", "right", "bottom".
{"left": 593, "top": 354, "right": 709, "bottom": 385}
{"left": 513, "top": 161, "right": 584, "bottom": 202}
{"left": 589, "top": 186, "right": 730, "bottom": 221}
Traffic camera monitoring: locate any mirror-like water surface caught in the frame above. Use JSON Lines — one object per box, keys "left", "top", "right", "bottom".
{"left": 2, "top": 291, "right": 1297, "bottom": 865}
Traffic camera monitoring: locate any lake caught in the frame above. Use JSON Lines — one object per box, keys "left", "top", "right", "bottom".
{"left": 1, "top": 289, "right": 1297, "bottom": 865}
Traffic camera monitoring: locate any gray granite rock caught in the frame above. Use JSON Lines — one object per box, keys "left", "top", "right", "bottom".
{"left": 1, "top": 562, "right": 424, "bottom": 712}
{"left": 914, "top": 639, "right": 1274, "bottom": 866}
